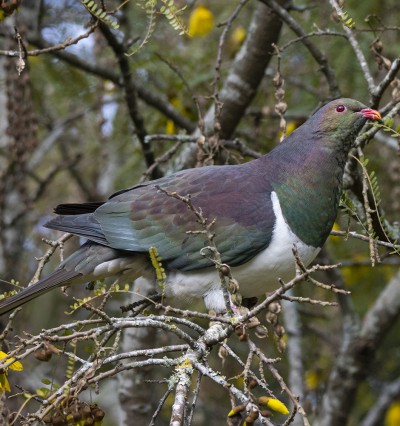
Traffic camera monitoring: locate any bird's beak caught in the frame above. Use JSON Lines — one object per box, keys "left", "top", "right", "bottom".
{"left": 359, "top": 108, "right": 382, "bottom": 121}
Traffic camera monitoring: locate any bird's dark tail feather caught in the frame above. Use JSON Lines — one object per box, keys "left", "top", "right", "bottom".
{"left": 0, "top": 269, "right": 82, "bottom": 316}
{"left": 120, "top": 292, "right": 162, "bottom": 314}
{"left": 54, "top": 202, "right": 104, "bottom": 215}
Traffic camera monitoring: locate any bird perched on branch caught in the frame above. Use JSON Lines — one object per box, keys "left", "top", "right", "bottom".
{"left": 0, "top": 98, "right": 381, "bottom": 315}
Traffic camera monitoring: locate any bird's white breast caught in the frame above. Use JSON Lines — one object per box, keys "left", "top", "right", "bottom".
{"left": 165, "top": 191, "right": 320, "bottom": 312}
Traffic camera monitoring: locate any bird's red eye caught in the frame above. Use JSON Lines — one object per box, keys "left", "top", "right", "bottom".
{"left": 336, "top": 104, "right": 346, "bottom": 112}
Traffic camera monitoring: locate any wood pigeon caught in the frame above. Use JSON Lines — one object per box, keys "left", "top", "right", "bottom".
{"left": 0, "top": 98, "right": 381, "bottom": 315}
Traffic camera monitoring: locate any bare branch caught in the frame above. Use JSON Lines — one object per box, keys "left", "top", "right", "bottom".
{"left": 318, "top": 269, "right": 400, "bottom": 426}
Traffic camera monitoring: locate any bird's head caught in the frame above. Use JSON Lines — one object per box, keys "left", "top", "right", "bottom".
{"left": 312, "top": 98, "right": 381, "bottom": 149}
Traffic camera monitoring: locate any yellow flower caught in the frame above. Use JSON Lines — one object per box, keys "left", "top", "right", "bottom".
{"left": 165, "top": 96, "right": 193, "bottom": 134}
{"left": 165, "top": 96, "right": 183, "bottom": 134}
{"left": 0, "top": 351, "right": 23, "bottom": 393}
{"left": 329, "top": 221, "right": 341, "bottom": 242}
{"left": 285, "top": 120, "right": 298, "bottom": 136}
{"left": 386, "top": 401, "right": 400, "bottom": 426}
{"left": 188, "top": 5, "right": 214, "bottom": 37}
{"left": 278, "top": 120, "right": 298, "bottom": 139}
{"left": 305, "top": 370, "right": 323, "bottom": 391}
{"left": 258, "top": 396, "right": 289, "bottom": 415}
{"left": 165, "top": 119, "right": 175, "bottom": 135}
{"left": 231, "top": 26, "right": 246, "bottom": 45}
{"left": 227, "top": 26, "right": 247, "bottom": 56}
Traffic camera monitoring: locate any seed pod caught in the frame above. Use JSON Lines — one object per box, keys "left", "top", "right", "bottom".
{"left": 373, "top": 39, "right": 383, "bottom": 53}
{"left": 259, "top": 409, "right": 272, "bottom": 417}
{"left": 51, "top": 414, "right": 67, "bottom": 426}
{"left": 255, "top": 324, "right": 268, "bottom": 338}
{"left": 275, "top": 101, "right": 287, "bottom": 115}
{"left": 245, "top": 409, "right": 259, "bottom": 423}
{"left": 34, "top": 347, "right": 52, "bottom": 362}
{"left": 247, "top": 377, "right": 258, "bottom": 389}
{"left": 274, "top": 324, "right": 285, "bottom": 337}
{"left": 235, "top": 324, "right": 244, "bottom": 337}
{"left": 382, "top": 57, "right": 392, "bottom": 70}
{"left": 272, "top": 73, "right": 283, "bottom": 87}
{"left": 70, "top": 405, "right": 82, "bottom": 422}
{"left": 218, "top": 345, "right": 228, "bottom": 361}
{"left": 275, "top": 87, "right": 285, "bottom": 99}
{"left": 228, "top": 278, "right": 239, "bottom": 294}
{"left": 82, "top": 404, "right": 92, "bottom": 418}
{"left": 235, "top": 323, "right": 248, "bottom": 341}
{"left": 278, "top": 339, "right": 287, "bottom": 353}
{"left": 231, "top": 292, "right": 242, "bottom": 306}
{"left": 268, "top": 301, "right": 281, "bottom": 314}
{"left": 220, "top": 264, "right": 230, "bottom": 276}
{"left": 265, "top": 311, "right": 277, "bottom": 324}
{"left": 92, "top": 407, "right": 105, "bottom": 421}
{"left": 247, "top": 316, "right": 260, "bottom": 329}
{"left": 227, "top": 404, "right": 246, "bottom": 417}
{"left": 84, "top": 416, "right": 94, "bottom": 426}
{"left": 34, "top": 342, "right": 60, "bottom": 362}
{"left": 72, "top": 411, "right": 83, "bottom": 422}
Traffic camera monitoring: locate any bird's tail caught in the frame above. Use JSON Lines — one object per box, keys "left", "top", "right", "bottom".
{"left": 0, "top": 241, "right": 146, "bottom": 316}
{"left": 0, "top": 269, "right": 82, "bottom": 316}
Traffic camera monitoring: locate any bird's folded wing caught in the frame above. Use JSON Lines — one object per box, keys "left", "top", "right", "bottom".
{"left": 48, "top": 164, "right": 276, "bottom": 271}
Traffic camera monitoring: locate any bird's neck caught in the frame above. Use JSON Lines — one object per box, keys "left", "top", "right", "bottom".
{"left": 261, "top": 134, "right": 350, "bottom": 248}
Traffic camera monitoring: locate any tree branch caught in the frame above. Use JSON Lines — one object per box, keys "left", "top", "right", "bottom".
{"left": 173, "top": 1, "right": 285, "bottom": 170}
{"left": 260, "top": 0, "right": 340, "bottom": 98}
{"left": 317, "top": 270, "right": 400, "bottom": 426}
{"left": 98, "top": 23, "right": 161, "bottom": 178}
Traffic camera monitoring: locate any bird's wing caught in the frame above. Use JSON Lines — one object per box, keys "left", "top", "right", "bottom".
{"left": 47, "top": 163, "right": 276, "bottom": 271}
{"left": 94, "top": 164, "right": 275, "bottom": 271}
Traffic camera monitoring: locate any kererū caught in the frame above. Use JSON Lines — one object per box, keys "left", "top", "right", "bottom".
{"left": 0, "top": 98, "right": 381, "bottom": 315}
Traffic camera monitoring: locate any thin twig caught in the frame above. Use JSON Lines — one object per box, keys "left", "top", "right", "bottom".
{"left": 29, "top": 234, "right": 73, "bottom": 285}
{"left": 330, "top": 229, "right": 400, "bottom": 249}
{"left": 0, "top": 22, "right": 98, "bottom": 57}
{"left": 371, "top": 58, "right": 400, "bottom": 106}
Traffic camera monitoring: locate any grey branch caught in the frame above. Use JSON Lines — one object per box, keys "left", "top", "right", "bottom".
{"left": 316, "top": 269, "right": 400, "bottom": 426}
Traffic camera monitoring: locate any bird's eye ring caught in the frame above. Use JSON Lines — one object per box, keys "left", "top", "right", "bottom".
{"left": 336, "top": 104, "right": 346, "bottom": 113}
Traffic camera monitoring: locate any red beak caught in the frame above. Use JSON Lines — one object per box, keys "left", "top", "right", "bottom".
{"left": 359, "top": 108, "right": 382, "bottom": 121}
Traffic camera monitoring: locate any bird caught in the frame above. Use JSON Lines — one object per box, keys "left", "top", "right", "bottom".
{"left": 0, "top": 98, "right": 381, "bottom": 315}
